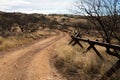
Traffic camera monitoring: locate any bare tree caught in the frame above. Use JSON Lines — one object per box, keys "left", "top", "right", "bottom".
{"left": 73, "top": 0, "right": 120, "bottom": 79}
{"left": 74, "top": 0, "right": 120, "bottom": 44}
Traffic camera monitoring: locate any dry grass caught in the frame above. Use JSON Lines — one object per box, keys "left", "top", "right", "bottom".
{"left": 52, "top": 36, "right": 120, "bottom": 80}
{"left": 0, "top": 38, "right": 15, "bottom": 51}
{"left": 0, "top": 30, "right": 56, "bottom": 51}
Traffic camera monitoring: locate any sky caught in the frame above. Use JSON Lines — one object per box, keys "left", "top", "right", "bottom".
{"left": 0, "top": 0, "right": 75, "bottom": 14}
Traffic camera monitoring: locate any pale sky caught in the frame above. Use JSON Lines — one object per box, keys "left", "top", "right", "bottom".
{"left": 0, "top": 0, "right": 74, "bottom": 14}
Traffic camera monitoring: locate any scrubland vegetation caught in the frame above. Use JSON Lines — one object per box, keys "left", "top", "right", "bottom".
{"left": 50, "top": 0, "right": 120, "bottom": 79}
{"left": 0, "top": 10, "right": 120, "bottom": 80}
{"left": 0, "top": 30, "right": 56, "bottom": 51}
{"left": 0, "top": 11, "right": 60, "bottom": 51}
{"left": 52, "top": 36, "right": 120, "bottom": 80}
{"left": 0, "top": 11, "right": 93, "bottom": 51}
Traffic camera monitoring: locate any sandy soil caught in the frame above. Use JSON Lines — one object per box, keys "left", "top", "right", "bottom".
{"left": 0, "top": 31, "right": 68, "bottom": 80}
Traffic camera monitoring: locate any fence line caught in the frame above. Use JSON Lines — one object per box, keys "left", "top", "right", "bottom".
{"left": 69, "top": 33, "right": 120, "bottom": 80}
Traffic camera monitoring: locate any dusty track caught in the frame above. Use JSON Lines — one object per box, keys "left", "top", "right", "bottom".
{"left": 0, "top": 31, "right": 67, "bottom": 80}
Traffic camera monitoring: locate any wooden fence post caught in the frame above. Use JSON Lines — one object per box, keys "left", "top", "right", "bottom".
{"left": 100, "top": 60, "right": 120, "bottom": 80}
{"left": 69, "top": 34, "right": 120, "bottom": 80}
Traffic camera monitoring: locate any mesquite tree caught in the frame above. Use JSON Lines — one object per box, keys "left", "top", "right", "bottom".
{"left": 73, "top": 0, "right": 120, "bottom": 80}
{"left": 74, "top": 0, "right": 120, "bottom": 44}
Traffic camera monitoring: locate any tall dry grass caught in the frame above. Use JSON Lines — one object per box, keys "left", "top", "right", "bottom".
{"left": 52, "top": 37, "right": 120, "bottom": 80}
{"left": 0, "top": 30, "right": 56, "bottom": 51}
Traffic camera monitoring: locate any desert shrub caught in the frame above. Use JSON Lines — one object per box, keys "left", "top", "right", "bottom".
{"left": 72, "top": 21, "right": 94, "bottom": 31}
{"left": 0, "top": 36, "right": 4, "bottom": 44}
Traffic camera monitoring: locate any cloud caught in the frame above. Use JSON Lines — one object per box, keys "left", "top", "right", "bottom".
{"left": 0, "top": 0, "right": 31, "bottom": 10}
{"left": 0, "top": 0, "right": 74, "bottom": 14}
{"left": 5, "top": 8, "right": 70, "bottom": 14}
{"left": 0, "top": 0, "right": 30, "bottom": 6}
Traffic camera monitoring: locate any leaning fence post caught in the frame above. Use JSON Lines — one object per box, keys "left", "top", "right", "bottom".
{"left": 69, "top": 34, "right": 120, "bottom": 80}
{"left": 100, "top": 60, "right": 120, "bottom": 80}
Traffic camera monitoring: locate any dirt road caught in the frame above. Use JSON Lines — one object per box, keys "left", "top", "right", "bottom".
{"left": 0, "top": 31, "right": 67, "bottom": 80}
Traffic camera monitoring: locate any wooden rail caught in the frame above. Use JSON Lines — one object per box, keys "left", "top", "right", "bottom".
{"left": 69, "top": 34, "right": 120, "bottom": 80}
{"left": 71, "top": 35, "right": 120, "bottom": 50}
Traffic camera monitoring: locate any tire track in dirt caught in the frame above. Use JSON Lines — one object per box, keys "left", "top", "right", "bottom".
{"left": 26, "top": 32, "right": 68, "bottom": 80}
{"left": 11, "top": 36, "right": 62, "bottom": 80}
{"left": 0, "top": 32, "right": 65, "bottom": 80}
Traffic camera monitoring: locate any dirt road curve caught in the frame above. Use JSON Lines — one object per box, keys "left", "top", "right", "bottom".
{"left": 0, "top": 31, "right": 67, "bottom": 80}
